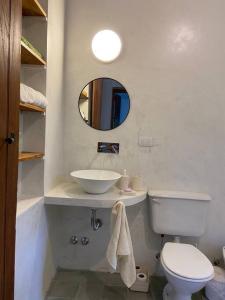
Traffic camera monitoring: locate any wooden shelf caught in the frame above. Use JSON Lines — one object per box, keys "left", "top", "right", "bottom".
{"left": 21, "top": 40, "right": 46, "bottom": 65}
{"left": 22, "top": 0, "right": 47, "bottom": 17}
{"left": 19, "top": 152, "right": 44, "bottom": 162}
{"left": 19, "top": 102, "right": 45, "bottom": 113}
{"left": 80, "top": 92, "right": 88, "bottom": 100}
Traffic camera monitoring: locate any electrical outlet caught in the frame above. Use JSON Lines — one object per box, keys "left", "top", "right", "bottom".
{"left": 138, "top": 136, "right": 160, "bottom": 147}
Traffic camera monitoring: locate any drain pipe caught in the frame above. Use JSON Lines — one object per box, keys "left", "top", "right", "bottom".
{"left": 91, "top": 209, "right": 102, "bottom": 231}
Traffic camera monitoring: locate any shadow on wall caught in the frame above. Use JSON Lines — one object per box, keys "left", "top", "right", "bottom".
{"left": 45, "top": 198, "right": 161, "bottom": 274}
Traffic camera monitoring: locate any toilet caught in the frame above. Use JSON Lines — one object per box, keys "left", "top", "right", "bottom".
{"left": 148, "top": 190, "right": 214, "bottom": 300}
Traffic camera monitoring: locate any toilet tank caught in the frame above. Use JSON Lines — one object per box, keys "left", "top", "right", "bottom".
{"left": 148, "top": 190, "right": 211, "bottom": 237}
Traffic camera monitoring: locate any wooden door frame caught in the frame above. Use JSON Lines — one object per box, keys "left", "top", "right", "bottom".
{"left": 91, "top": 79, "right": 103, "bottom": 129}
{"left": 0, "top": 0, "right": 21, "bottom": 299}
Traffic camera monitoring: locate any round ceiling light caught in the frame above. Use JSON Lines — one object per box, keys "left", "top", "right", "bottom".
{"left": 91, "top": 30, "right": 122, "bottom": 63}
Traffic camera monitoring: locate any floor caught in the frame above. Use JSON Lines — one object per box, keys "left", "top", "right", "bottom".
{"left": 46, "top": 269, "right": 205, "bottom": 300}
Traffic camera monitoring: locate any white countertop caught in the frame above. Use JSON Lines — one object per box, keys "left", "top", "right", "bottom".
{"left": 44, "top": 181, "right": 147, "bottom": 208}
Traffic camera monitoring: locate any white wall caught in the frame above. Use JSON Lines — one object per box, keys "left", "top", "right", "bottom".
{"left": 15, "top": 198, "right": 56, "bottom": 300}
{"left": 47, "top": 0, "right": 225, "bottom": 272}
{"left": 44, "top": 0, "right": 65, "bottom": 192}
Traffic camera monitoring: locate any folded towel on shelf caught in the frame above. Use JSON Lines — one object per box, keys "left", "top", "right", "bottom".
{"left": 106, "top": 201, "right": 136, "bottom": 288}
{"left": 20, "top": 83, "right": 48, "bottom": 108}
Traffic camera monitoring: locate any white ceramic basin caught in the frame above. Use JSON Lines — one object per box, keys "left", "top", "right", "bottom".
{"left": 70, "top": 170, "right": 121, "bottom": 194}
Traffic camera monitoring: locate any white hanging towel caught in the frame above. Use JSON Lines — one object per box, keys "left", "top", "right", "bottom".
{"left": 106, "top": 201, "right": 136, "bottom": 288}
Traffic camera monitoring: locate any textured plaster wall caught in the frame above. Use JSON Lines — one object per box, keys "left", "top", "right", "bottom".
{"left": 47, "top": 0, "right": 225, "bottom": 272}
{"left": 15, "top": 198, "right": 56, "bottom": 300}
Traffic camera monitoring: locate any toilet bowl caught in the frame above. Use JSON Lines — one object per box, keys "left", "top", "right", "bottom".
{"left": 161, "top": 242, "right": 214, "bottom": 300}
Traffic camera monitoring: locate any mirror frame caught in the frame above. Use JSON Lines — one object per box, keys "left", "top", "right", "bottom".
{"left": 78, "top": 77, "right": 131, "bottom": 131}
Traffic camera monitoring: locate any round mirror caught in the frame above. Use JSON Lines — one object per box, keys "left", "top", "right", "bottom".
{"left": 78, "top": 78, "right": 130, "bottom": 131}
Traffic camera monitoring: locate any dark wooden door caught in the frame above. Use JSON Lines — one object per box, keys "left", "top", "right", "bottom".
{"left": 91, "top": 79, "right": 103, "bottom": 129}
{"left": 0, "top": 0, "right": 21, "bottom": 299}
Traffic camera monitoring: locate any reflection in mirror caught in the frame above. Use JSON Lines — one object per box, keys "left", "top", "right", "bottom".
{"left": 78, "top": 78, "right": 130, "bottom": 131}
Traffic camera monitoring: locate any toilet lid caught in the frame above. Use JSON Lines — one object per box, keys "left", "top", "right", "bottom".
{"left": 161, "top": 243, "right": 214, "bottom": 280}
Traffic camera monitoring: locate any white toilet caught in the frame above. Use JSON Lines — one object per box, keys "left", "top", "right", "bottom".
{"left": 148, "top": 190, "right": 214, "bottom": 300}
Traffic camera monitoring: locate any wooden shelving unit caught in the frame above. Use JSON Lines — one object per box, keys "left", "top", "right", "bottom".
{"left": 20, "top": 102, "right": 45, "bottom": 113}
{"left": 18, "top": 0, "right": 47, "bottom": 199}
{"left": 19, "top": 152, "right": 44, "bottom": 162}
{"left": 22, "top": 0, "right": 47, "bottom": 17}
{"left": 21, "top": 40, "right": 46, "bottom": 65}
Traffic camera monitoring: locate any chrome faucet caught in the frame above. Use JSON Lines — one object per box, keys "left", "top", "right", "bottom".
{"left": 97, "top": 142, "right": 119, "bottom": 154}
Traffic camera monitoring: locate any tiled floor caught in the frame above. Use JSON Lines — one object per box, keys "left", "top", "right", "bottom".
{"left": 46, "top": 270, "right": 152, "bottom": 300}
{"left": 46, "top": 269, "right": 204, "bottom": 300}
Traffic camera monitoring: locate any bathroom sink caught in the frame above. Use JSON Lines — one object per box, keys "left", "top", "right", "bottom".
{"left": 70, "top": 170, "right": 121, "bottom": 194}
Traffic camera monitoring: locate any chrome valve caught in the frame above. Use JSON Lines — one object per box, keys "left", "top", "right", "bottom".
{"left": 70, "top": 235, "right": 78, "bottom": 245}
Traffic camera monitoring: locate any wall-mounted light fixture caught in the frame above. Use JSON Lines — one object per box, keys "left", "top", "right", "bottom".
{"left": 91, "top": 30, "right": 122, "bottom": 63}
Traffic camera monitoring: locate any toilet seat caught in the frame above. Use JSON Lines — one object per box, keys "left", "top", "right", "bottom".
{"left": 161, "top": 257, "right": 213, "bottom": 283}
{"left": 161, "top": 243, "right": 214, "bottom": 281}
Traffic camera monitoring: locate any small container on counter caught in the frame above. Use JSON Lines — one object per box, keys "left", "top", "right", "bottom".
{"left": 117, "top": 169, "right": 130, "bottom": 190}
{"left": 130, "top": 176, "right": 145, "bottom": 191}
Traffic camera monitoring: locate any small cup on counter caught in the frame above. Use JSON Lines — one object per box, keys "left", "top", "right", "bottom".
{"left": 130, "top": 176, "right": 145, "bottom": 191}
